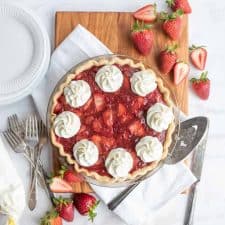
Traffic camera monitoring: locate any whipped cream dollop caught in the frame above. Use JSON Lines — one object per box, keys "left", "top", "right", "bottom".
{"left": 64, "top": 80, "right": 91, "bottom": 108}
{"left": 0, "top": 184, "right": 25, "bottom": 221}
{"left": 73, "top": 139, "right": 99, "bottom": 167}
{"left": 130, "top": 69, "right": 157, "bottom": 96}
{"left": 135, "top": 136, "right": 163, "bottom": 163}
{"left": 146, "top": 103, "right": 174, "bottom": 132}
{"left": 95, "top": 65, "right": 123, "bottom": 92}
{"left": 105, "top": 148, "right": 133, "bottom": 178}
{"left": 54, "top": 111, "right": 81, "bottom": 138}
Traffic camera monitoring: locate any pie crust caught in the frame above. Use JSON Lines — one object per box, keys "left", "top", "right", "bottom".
{"left": 49, "top": 57, "right": 175, "bottom": 184}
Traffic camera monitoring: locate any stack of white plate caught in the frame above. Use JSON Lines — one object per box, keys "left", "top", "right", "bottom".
{"left": 0, "top": 2, "right": 50, "bottom": 105}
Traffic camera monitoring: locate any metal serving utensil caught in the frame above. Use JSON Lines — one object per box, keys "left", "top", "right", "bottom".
{"left": 107, "top": 117, "right": 209, "bottom": 211}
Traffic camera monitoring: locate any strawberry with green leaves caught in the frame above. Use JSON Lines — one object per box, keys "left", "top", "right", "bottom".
{"left": 40, "top": 209, "right": 62, "bottom": 225}
{"left": 160, "top": 9, "right": 183, "bottom": 40}
{"left": 190, "top": 71, "right": 210, "bottom": 100}
{"left": 166, "top": 0, "right": 192, "bottom": 14}
{"left": 53, "top": 197, "right": 75, "bottom": 222}
{"left": 131, "top": 21, "right": 154, "bottom": 55}
{"left": 159, "top": 43, "right": 178, "bottom": 74}
{"left": 59, "top": 165, "right": 83, "bottom": 183}
{"left": 74, "top": 193, "right": 100, "bottom": 222}
{"left": 189, "top": 45, "right": 207, "bottom": 70}
{"left": 133, "top": 4, "right": 157, "bottom": 22}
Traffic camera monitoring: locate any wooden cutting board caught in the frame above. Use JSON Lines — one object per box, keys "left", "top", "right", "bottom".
{"left": 54, "top": 12, "right": 189, "bottom": 193}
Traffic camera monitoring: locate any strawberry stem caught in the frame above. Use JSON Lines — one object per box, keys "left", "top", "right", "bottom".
{"left": 189, "top": 44, "right": 207, "bottom": 51}
{"left": 160, "top": 9, "right": 183, "bottom": 21}
{"left": 132, "top": 20, "right": 153, "bottom": 32}
{"left": 190, "top": 71, "right": 209, "bottom": 83}
{"left": 88, "top": 200, "right": 100, "bottom": 222}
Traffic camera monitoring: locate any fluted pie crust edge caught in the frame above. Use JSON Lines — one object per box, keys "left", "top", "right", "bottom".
{"left": 50, "top": 57, "right": 175, "bottom": 184}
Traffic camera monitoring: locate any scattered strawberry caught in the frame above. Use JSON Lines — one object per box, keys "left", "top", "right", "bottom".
{"left": 189, "top": 45, "right": 207, "bottom": 70}
{"left": 49, "top": 177, "right": 73, "bottom": 193}
{"left": 159, "top": 44, "right": 178, "bottom": 74}
{"left": 166, "top": 0, "right": 192, "bottom": 14}
{"left": 74, "top": 193, "right": 100, "bottom": 222}
{"left": 131, "top": 21, "right": 154, "bottom": 55}
{"left": 40, "top": 209, "right": 62, "bottom": 225}
{"left": 133, "top": 4, "right": 157, "bottom": 22}
{"left": 103, "top": 109, "right": 113, "bottom": 127}
{"left": 173, "top": 61, "right": 190, "bottom": 85}
{"left": 160, "top": 9, "right": 183, "bottom": 40}
{"left": 92, "top": 119, "right": 103, "bottom": 132}
{"left": 54, "top": 197, "right": 75, "bottom": 222}
{"left": 59, "top": 165, "right": 83, "bottom": 183}
{"left": 94, "top": 94, "right": 105, "bottom": 112}
{"left": 190, "top": 71, "right": 210, "bottom": 100}
{"left": 128, "top": 120, "right": 145, "bottom": 136}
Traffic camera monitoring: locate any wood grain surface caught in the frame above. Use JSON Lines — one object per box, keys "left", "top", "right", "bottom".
{"left": 54, "top": 12, "right": 189, "bottom": 193}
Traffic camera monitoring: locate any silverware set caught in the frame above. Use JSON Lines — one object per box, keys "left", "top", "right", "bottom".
{"left": 2, "top": 114, "right": 50, "bottom": 210}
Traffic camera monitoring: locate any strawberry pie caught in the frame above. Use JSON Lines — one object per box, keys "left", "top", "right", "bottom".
{"left": 50, "top": 56, "right": 175, "bottom": 183}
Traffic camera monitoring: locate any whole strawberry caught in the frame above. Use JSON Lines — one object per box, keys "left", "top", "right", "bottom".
{"left": 159, "top": 44, "right": 178, "bottom": 74}
{"left": 54, "top": 197, "right": 75, "bottom": 222}
{"left": 166, "top": 0, "right": 192, "bottom": 14}
{"left": 190, "top": 71, "right": 210, "bottom": 100}
{"left": 40, "top": 209, "right": 62, "bottom": 225}
{"left": 189, "top": 45, "right": 207, "bottom": 70}
{"left": 131, "top": 21, "right": 154, "bottom": 55}
{"left": 160, "top": 9, "right": 183, "bottom": 40}
{"left": 59, "top": 165, "right": 83, "bottom": 183}
{"left": 74, "top": 193, "right": 100, "bottom": 222}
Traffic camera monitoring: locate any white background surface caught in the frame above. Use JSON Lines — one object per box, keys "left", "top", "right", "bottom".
{"left": 0, "top": 0, "right": 224, "bottom": 225}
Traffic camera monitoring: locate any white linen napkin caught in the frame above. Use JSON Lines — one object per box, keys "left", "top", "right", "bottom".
{"left": 32, "top": 24, "right": 196, "bottom": 225}
{"left": 0, "top": 137, "right": 26, "bottom": 225}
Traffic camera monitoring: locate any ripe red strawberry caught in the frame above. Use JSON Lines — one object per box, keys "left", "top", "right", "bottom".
{"left": 189, "top": 45, "right": 207, "bottom": 70}
{"left": 103, "top": 109, "right": 113, "bottom": 127}
{"left": 173, "top": 61, "right": 190, "bottom": 85}
{"left": 131, "top": 21, "right": 154, "bottom": 55}
{"left": 54, "top": 197, "right": 75, "bottom": 222}
{"left": 49, "top": 177, "right": 73, "bottom": 193}
{"left": 74, "top": 193, "right": 100, "bottom": 222}
{"left": 160, "top": 9, "right": 183, "bottom": 40}
{"left": 59, "top": 165, "right": 83, "bottom": 183}
{"left": 166, "top": 0, "right": 192, "bottom": 14}
{"left": 128, "top": 120, "right": 145, "bottom": 136}
{"left": 40, "top": 209, "right": 62, "bottom": 225}
{"left": 190, "top": 71, "right": 210, "bottom": 100}
{"left": 159, "top": 44, "right": 178, "bottom": 74}
{"left": 133, "top": 4, "right": 157, "bottom": 22}
{"left": 94, "top": 94, "right": 105, "bottom": 112}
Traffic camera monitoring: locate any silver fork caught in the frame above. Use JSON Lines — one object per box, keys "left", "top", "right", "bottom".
{"left": 29, "top": 120, "right": 48, "bottom": 209}
{"left": 2, "top": 129, "right": 53, "bottom": 204}
{"left": 25, "top": 115, "right": 39, "bottom": 210}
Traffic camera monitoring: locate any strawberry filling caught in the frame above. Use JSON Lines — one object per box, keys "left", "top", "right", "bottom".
{"left": 54, "top": 64, "right": 166, "bottom": 177}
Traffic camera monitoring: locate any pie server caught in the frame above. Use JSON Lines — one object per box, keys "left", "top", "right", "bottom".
{"left": 107, "top": 116, "right": 209, "bottom": 211}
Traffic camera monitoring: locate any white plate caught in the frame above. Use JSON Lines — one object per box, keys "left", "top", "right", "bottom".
{"left": 0, "top": 2, "right": 50, "bottom": 105}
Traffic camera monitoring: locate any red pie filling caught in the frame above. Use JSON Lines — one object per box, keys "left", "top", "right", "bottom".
{"left": 54, "top": 64, "right": 166, "bottom": 177}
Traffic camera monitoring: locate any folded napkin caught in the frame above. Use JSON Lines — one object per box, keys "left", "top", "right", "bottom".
{"left": 32, "top": 24, "right": 196, "bottom": 225}
{"left": 0, "top": 137, "right": 25, "bottom": 225}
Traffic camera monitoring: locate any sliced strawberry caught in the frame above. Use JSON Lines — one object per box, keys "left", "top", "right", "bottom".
{"left": 190, "top": 71, "right": 210, "bottom": 100}
{"left": 131, "top": 97, "right": 144, "bottom": 114}
{"left": 128, "top": 120, "right": 145, "bottom": 136}
{"left": 103, "top": 109, "right": 113, "bottom": 127}
{"left": 173, "top": 61, "right": 190, "bottom": 85}
{"left": 118, "top": 103, "right": 126, "bottom": 117}
{"left": 189, "top": 45, "right": 207, "bottom": 70}
{"left": 101, "top": 136, "right": 116, "bottom": 150}
{"left": 160, "top": 10, "right": 183, "bottom": 40}
{"left": 64, "top": 170, "right": 83, "bottom": 183}
{"left": 167, "top": 0, "right": 192, "bottom": 14}
{"left": 49, "top": 177, "right": 73, "bottom": 193}
{"left": 94, "top": 94, "right": 105, "bottom": 112}
{"left": 131, "top": 21, "right": 154, "bottom": 55}
{"left": 82, "top": 98, "right": 93, "bottom": 110}
{"left": 54, "top": 103, "right": 62, "bottom": 114}
{"left": 85, "top": 116, "right": 94, "bottom": 125}
{"left": 92, "top": 119, "right": 103, "bottom": 133}
{"left": 133, "top": 4, "right": 157, "bottom": 22}
{"left": 91, "top": 135, "right": 102, "bottom": 148}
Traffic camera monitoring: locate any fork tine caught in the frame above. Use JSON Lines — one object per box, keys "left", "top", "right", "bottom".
{"left": 34, "top": 116, "right": 38, "bottom": 138}
{"left": 8, "top": 115, "right": 13, "bottom": 130}
{"left": 11, "top": 130, "right": 22, "bottom": 143}
{"left": 3, "top": 131, "right": 16, "bottom": 148}
{"left": 13, "top": 114, "right": 20, "bottom": 131}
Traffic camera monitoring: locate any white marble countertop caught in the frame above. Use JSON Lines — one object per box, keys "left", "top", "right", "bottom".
{"left": 0, "top": 0, "right": 224, "bottom": 225}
